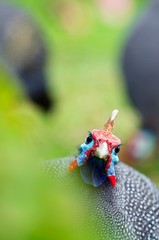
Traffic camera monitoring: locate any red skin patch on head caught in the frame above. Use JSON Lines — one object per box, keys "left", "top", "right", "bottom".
{"left": 92, "top": 129, "right": 121, "bottom": 151}
{"left": 80, "top": 129, "right": 121, "bottom": 167}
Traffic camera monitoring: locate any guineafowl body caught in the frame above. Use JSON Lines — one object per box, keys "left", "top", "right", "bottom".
{"left": 122, "top": 0, "right": 159, "bottom": 160}
{"left": 44, "top": 156, "right": 159, "bottom": 240}
{"left": 122, "top": 0, "right": 159, "bottom": 132}
{"left": 0, "top": 3, "right": 52, "bottom": 111}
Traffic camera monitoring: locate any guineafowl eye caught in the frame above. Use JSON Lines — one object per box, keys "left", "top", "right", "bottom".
{"left": 85, "top": 133, "right": 93, "bottom": 144}
{"left": 115, "top": 146, "right": 120, "bottom": 154}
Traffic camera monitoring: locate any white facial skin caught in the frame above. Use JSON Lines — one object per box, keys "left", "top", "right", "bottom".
{"left": 94, "top": 142, "right": 109, "bottom": 159}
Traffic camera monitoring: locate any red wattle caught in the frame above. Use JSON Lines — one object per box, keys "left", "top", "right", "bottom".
{"left": 108, "top": 175, "right": 116, "bottom": 187}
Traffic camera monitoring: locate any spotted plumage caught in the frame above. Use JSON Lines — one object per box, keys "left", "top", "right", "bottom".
{"left": 43, "top": 109, "right": 159, "bottom": 239}
{"left": 44, "top": 157, "right": 159, "bottom": 240}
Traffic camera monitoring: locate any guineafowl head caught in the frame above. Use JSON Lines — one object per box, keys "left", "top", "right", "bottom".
{"left": 68, "top": 110, "right": 121, "bottom": 187}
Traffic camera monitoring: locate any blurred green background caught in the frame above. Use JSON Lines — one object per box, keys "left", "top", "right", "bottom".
{"left": 0, "top": 0, "right": 158, "bottom": 239}
{"left": 0, "top": 0, "right": 146, "bottom": 161}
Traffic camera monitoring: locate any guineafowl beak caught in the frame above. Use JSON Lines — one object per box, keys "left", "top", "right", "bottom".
{"left": 95, "top": 142, "right": 109, "bottom": 159}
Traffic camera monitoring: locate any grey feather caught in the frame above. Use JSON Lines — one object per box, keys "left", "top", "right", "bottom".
{"left": 122, "top": 0, "right": 159, "bottom": 133}
{"left": 43, "top": 156, "right": 159, "bottom": 240}
{"left": 0, "top": 3, "right": 53, "bottom": 111}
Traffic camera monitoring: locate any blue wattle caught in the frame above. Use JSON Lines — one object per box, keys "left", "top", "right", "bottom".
{"left": 80, "top": 156, "right": 107, "bottom": 187}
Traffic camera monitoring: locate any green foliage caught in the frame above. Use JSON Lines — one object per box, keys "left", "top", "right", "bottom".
{"left": 0, "top": 0, "right": 158, "bottom": 239}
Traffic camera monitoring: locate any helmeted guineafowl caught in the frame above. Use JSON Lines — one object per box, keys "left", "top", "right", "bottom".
{"left": 44, "top": 157, "right": 159, "bottom": 240}
{"left": 122, "top": 0, "right": 159, "bottom": 161}
{"left": 0, "top": 3, "right": 53, "bottom": 111}
{"left": 43, "top": 110, "right": 159, "bottom": 239}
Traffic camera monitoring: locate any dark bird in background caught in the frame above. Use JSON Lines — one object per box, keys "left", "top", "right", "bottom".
{"left": 122, "top": 0, "right": 159, "bottom": 162}
{"left": 44, "top": 156, "right": 159, "bottom": 239}
{"left": 0, "top": 3, "right": 53, "bottom": 112}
